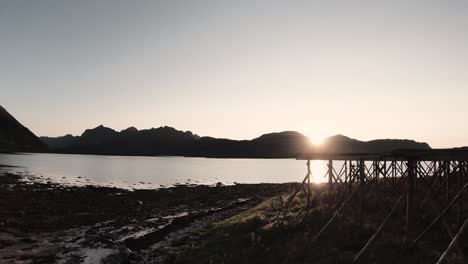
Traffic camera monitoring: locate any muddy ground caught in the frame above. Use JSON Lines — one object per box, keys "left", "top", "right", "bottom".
{"left": 0, "top": 172, "right": 296, "bottom": 263}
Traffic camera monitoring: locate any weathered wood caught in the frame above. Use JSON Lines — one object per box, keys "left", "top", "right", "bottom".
{"left": 406, "top": 160, "right": 416, "bottom": 241}
{"left": 291, "top": 152, "right": 468, "bottom": 261}
{"left": 436, "top": 216, "right": 468, "bottom": 264}
{"left": 307, "top": 160, "right": 311, "bottom": 207}
{"left": 297, "top": 149, "right": 468, "bottom": 161}
{"left": 276, "top": 167, "right": 311, "bottom": 218}
{"left": 359, "top": 160, "right": 365, "bottom": 227}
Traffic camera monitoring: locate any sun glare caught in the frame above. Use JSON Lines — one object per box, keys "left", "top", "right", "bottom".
{"left": 308, "top": 135, "right": 325, "bottom": 147}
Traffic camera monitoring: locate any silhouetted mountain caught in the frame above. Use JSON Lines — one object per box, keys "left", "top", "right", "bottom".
{"left": 121, "top": 127, "right": 138, "bottom": 134}
{"left": 40, "top": 134, "right": 78, "bottom": 150}
{"left": 41, "top": 126, "right": 430, "bottom": 158}
{"left": 42, "top": 125, "right": 200, "bottom": 156}
{"left": 192, "top": 131, "right": 309, "bottom": 158}
{"left": 0, "top": 105, "right": 46, "bottom": 152}
{"left": 319, "top": 134, "right": 431, "bottom": 153}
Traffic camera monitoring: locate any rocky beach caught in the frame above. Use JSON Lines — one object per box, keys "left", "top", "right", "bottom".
{"left": 0, "top": 169, "right": 295, "bottom": 263}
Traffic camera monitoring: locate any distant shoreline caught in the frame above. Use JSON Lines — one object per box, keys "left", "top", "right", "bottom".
{"left": 12, "top": 151, "right": 299, "bottom": 160}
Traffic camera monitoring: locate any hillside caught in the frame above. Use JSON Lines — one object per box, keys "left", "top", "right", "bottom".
{"left": 319, "top": 134, "right": 431, "bottom": 153}
{"left": 0, "top": 106, "right": 46, "bottom": 152}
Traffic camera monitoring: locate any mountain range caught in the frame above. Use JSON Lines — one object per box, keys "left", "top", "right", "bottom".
{"left": 40, "top": 125, "right": 431, "bottom": 158}
{"left": 0, "top": 105, "right": 432, "bottom": 157}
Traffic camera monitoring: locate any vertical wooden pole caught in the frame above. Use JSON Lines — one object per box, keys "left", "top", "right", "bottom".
{"left": 406, "top": 160, "right": 416, "bottom": 242}
{"left": 457, "top": 161, "right": 463, "bottom": 228}
{"left": 373, "top": 160, "right": 378, "bottom": 182}
{"left": 359, "top": 159, "right": 365, "bottom": 227}
{"left": 307, "top": 160, "right": 311, "bottom": 207}
{"left": 383, "top": 161, "right": 387, "bottom": 179}
{"left": 382, "top": 161, "right": 387, "bottom": 189}
{"left": 437, "top": 161, "right": 442, "bottom": 188}
{"left": 345, "top": 160, "right": 348, "bottom": 183}
{"left": 328, "top": 160, "right": 333, "bottom": 185}
{"left": 446, "top": 161, "right": 450, "bottom": 202}
{"left": 414, "top": 161, "right": 418, "bottom": 189}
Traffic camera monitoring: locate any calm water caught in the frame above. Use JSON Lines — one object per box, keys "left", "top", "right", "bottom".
{"left": 0, "top": 153, "right": 330, "bottom": 189}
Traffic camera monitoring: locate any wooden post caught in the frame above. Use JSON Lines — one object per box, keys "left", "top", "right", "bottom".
{"left": 359, "top": 159, "right": 365, "bottom": 227}
{"left": 458, "top": 161, "right": 464, "bottom": 228}
{"left": 307, "top": 160, "right": 311, "bottom": 207}
{"left": 406, "top": 160, "right": 416, "bottom": 242}
{"left": 276, "top": 169, "right": 311, "bottom": 219}
{"left": 328, "top": 160, "right": 333, "bottom": 185}
{"left": 444, "top": 161, "right": 449, "bottom": 202}
{"left": 382, "top": 161, "right": 387, "bottom": 180}
{"left": 373, "top": 160, "right": 378, "bottom": 181}
{"left": 345, "top": 160, "right": 348, "bottom": 183}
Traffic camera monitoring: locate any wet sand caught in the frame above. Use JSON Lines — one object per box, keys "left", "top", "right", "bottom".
{"left": 0, "top": 172, "right": 296, "bottom": 263}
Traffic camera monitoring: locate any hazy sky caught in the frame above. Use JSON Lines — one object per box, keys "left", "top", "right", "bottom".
{"left": 2, "top": 0, "right": 468, "bottom": 148}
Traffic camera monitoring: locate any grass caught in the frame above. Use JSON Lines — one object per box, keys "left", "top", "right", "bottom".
{"left": 172, "top": 183, "right": 467, "bottom": 264}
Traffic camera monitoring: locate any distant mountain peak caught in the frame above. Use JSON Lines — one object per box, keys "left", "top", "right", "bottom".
{"left": 121, "top": 127, "right": 138, "bottom": 133}
{"left": 325, "top": 134, "right": 354, "bottom": 141}
{"left": 81, "top": 125, "right": 117, "bottom": 137}
{"left": 318, "top": 134, "right": 430, "bottom": 154}
{"left": 253, "top": 131, "right": 307, "bottom": 141}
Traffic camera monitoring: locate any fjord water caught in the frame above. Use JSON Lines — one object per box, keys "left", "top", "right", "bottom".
{"left": 0, "top": 153, "right": 330, "bottom": 189}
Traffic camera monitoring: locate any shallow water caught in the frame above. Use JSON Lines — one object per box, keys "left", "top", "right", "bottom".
{"left": 0, "top": 153, "right": 331, "bottom": 189}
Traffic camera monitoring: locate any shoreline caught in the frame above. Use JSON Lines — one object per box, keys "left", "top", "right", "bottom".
{"left": 5, "top": 151, "right": 299, "bottom": 160}
{"left": 0, "top": 172, "right": 296, "bottom": 263}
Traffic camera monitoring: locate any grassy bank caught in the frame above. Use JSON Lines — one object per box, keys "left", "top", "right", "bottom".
{"left": 174, "top": 183, "right": 467, "bottom": 264}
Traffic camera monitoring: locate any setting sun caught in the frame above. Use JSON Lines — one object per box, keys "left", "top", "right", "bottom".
{"left": 306, "top": 133, "right": 327, "bottom": 147}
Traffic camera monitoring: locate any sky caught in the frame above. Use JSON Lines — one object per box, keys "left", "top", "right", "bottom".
{"left": 1, "top": 0, "right": 468, "bottom": 148}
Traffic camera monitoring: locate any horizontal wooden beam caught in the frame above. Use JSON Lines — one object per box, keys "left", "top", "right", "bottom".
{"left": 297, "top": 149, "right": 468, "bottom": 161}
